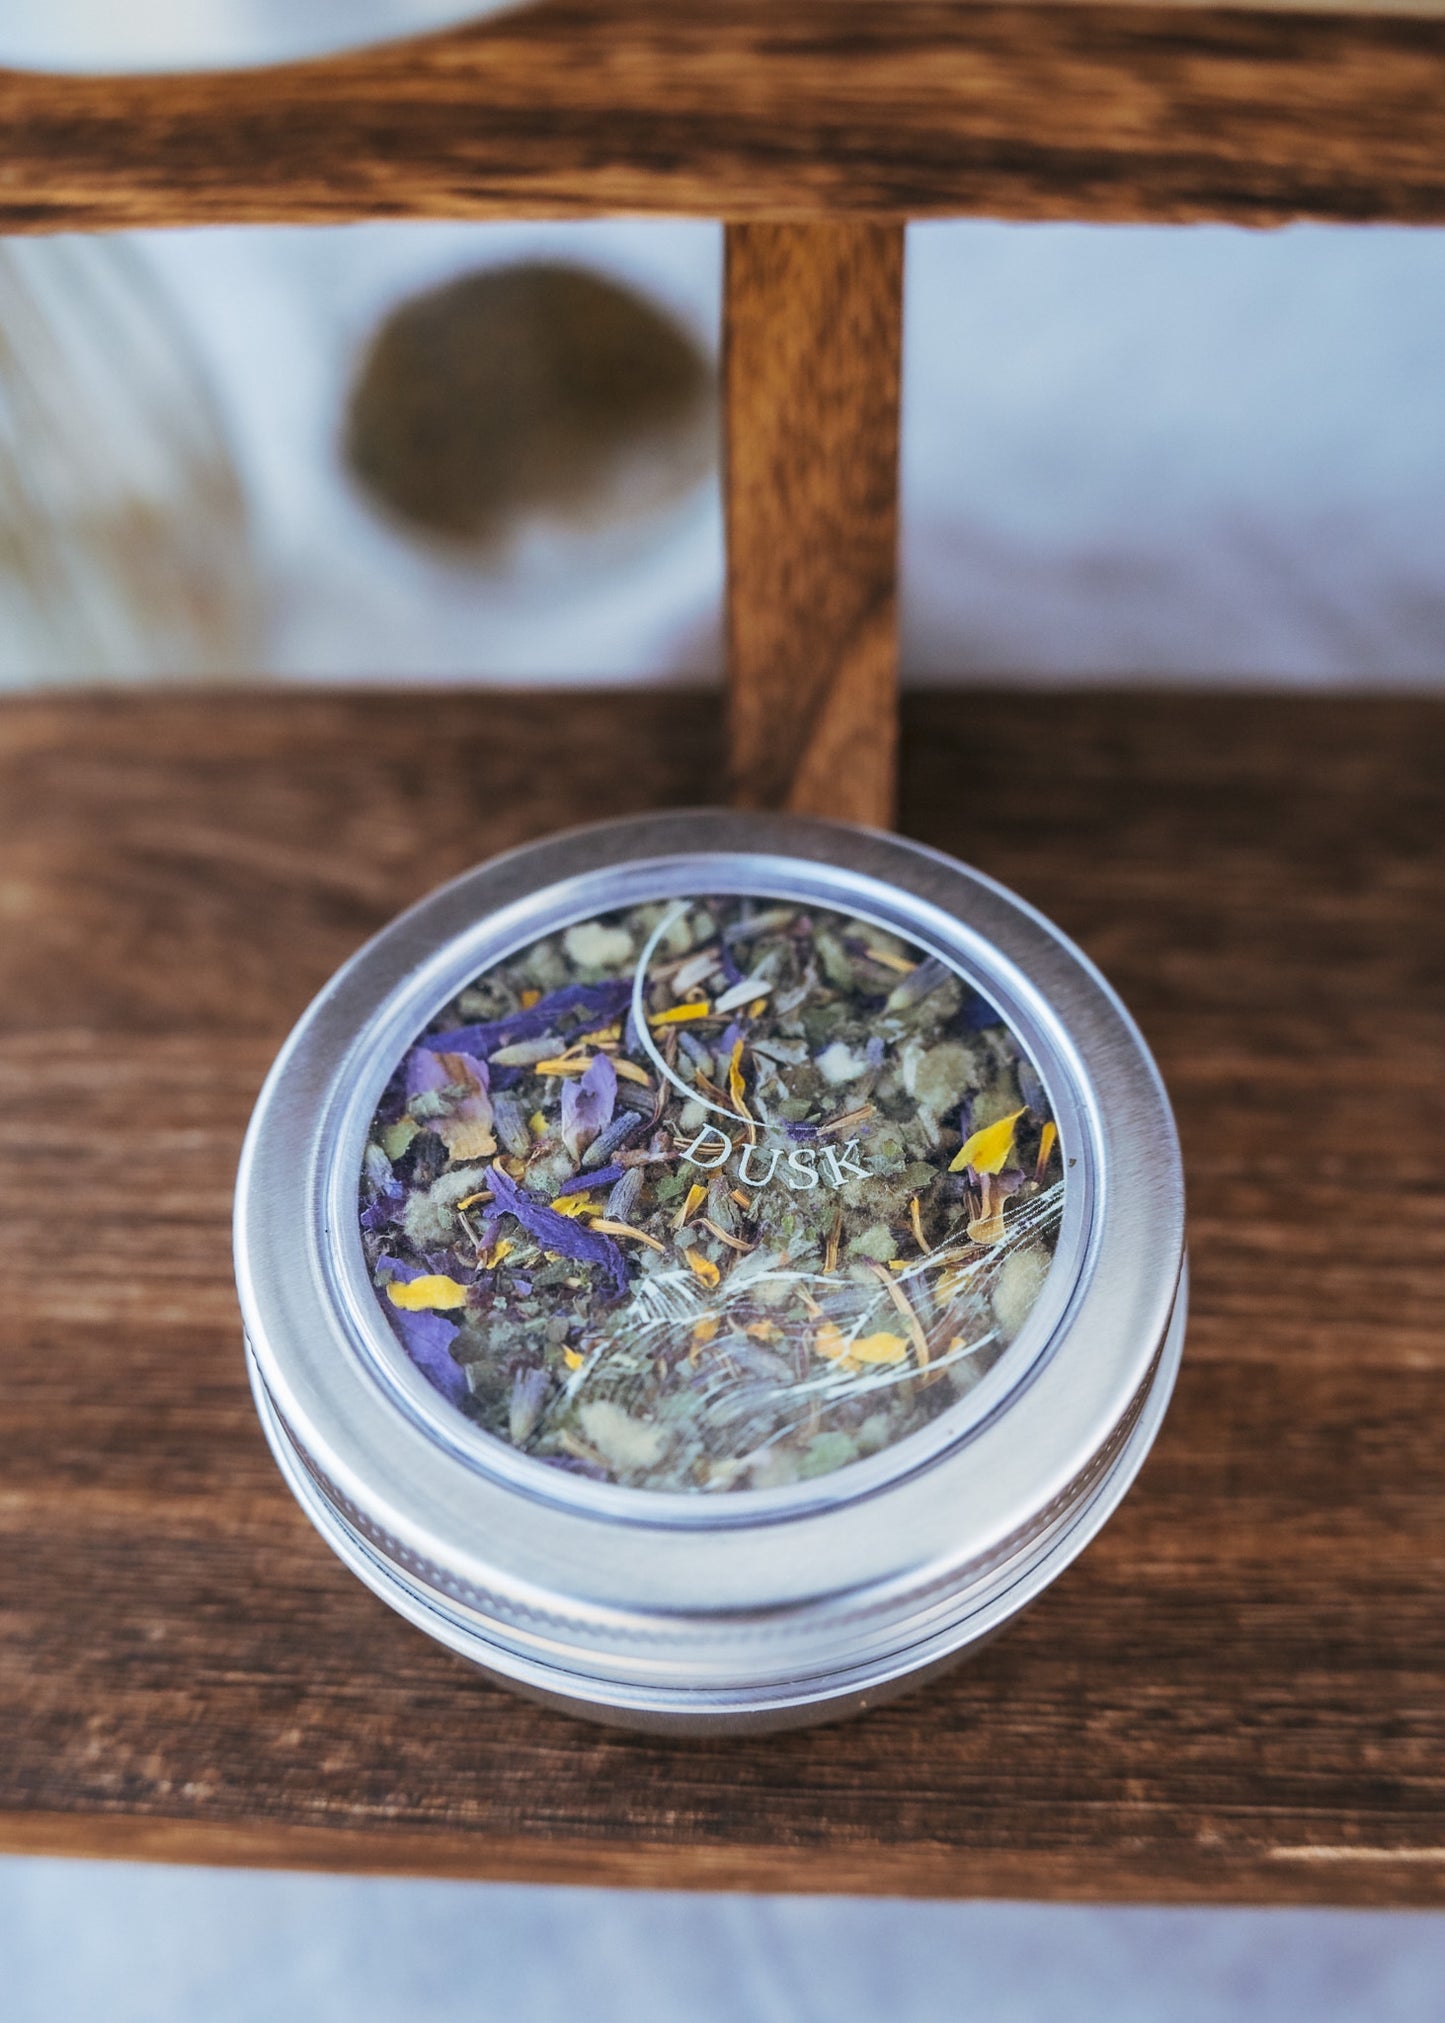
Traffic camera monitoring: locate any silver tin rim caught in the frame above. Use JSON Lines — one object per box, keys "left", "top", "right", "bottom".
{"left": 235, "top": 812, "right": 1186, "bottom": 1729}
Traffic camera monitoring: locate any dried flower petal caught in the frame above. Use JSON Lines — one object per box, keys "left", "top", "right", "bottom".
{"left": 673, "top": 1182, "right": 707, "bottom": 1231}
{"left": 949, "top": 1107, "right": 1027, "bottom": 1176}
{"left": 867, "top": 1262, "right": 932, "bottom": 1368}
{"left": 488, "top": 1162, "right": 630, "bottom": 1297}
{"left": 967, "top": 1169, "right": 1023, "bottom": 1245}
{"left": 851, "top": 1331, "right": 909, "bottom": 1365}
{"left": 429, "top": 980, "right": 632, "bottom": 1061}
{"left": 387, "top": 1273, "right": 470, "bottom": 1312}
{"left": 590, "top": 1218, "right": 666, "bottom": 1254}
{"left": 560, "top": 1050, "right": 617, "bottom": 1159}
{"left": 547, "top": 1192, "right": 599, "bottom": 1219}
{"left": 651, "top": 1002, "right": 712, "bottom": 1027}
{"left": 713, "top": 976, "right": 772, "bottom": 1016}
{"left": 390, "top": 1306, "right": 467, "bottom": 1404}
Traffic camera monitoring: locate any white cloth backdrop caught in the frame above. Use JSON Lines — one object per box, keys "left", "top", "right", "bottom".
{"left": 134, "top": 216, "right": 1445, "bottom": 687}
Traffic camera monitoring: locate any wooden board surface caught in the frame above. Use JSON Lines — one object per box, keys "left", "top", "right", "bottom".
{"left": 4, "top": 1, "right": 1445, "bottom": 230}
{"left": 1, "top": 687, "right": 1443, "bottom": 1907}
{"left": 725, "top": 222, "right": 902, "bottom": 826}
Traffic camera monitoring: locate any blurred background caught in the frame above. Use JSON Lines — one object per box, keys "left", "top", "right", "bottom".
{"left": 2, "top": 6, "right": 1445, "bottom": 2010}
{"left": 3, "top": 201, "right": 1443, "bottom": 2023}
{"left": 2, "top": 216, "right": 1444, "bottom": 691}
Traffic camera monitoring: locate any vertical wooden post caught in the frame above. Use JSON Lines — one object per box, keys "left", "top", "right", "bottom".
{"left": 724, "top": 221, "right": 904, "bottom": 829}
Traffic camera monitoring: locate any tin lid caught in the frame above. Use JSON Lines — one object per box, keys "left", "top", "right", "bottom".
{"left": 236, "top": 813, "right": 1185, "bottom": 1724}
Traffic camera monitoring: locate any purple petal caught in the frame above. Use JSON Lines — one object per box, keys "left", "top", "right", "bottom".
{"left": 439, "top": 1048, "right": 491, "bottom": 1093}
{"left": 555, "top": 1162, "right": 625, "bottom": 1196}
{"left": 405, "top": 1047, "right": 452, "bottom": 1096}
{"left": 372, "top": 1256, "right": 469, "bottom": 1407}
{"left": 429, "top": 980, "right": 631, "bottom": 1061}
{"left": 488, "top": 1164, "right": 629, "bottom": 1298}
{"left": 560, "top": 1051, "right": 617, "bottom": 1158}
{"left": 387, "top": 1305, "right": 468, "bottom": 1407}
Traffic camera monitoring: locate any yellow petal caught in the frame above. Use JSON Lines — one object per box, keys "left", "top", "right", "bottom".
{"left": 692, "top": 1315, "right": 719, "bottom": 1345}
{"left": 683, "top": 1248, "right": 721, "bottom": 1288}
{"left": 436, "top": 1118, "right": 497, "bottom": 1160}
{"left": 966, "top": 1173, "right": 1011, "bottom": 1245}
{"left": 527, "top": 1110, "right": 548, "bottom": 1140}
{"left": 867, "top": 1261, "right": 932, "bottom": 1368}
{"left": 386, "top": 1274, "right": 469, "bottom": 1312}
{"left": 590, "top": 1218, "right": 666, "bottom": 1253}
{"left": 849, "top": 1331, "right": 909, "bottom": 1365}
{"left": 727, "top": 1040, "right": 751, "bottom": 1118}
{"left": 813, "top": 1321, "right": 852, "bottom": 1362}
{"left": 673, "top": 1182, "right": 707, "bottom": 1231}
{"left": 651, "top": 1002, "right": 711, "bottom": 1026}
{"left": 562, "top": 1346, "right": 584, "bottom": 1371}
{"left": 548, "top": 1192, "right": 597, "bottom": 1218}
{"left": 949, "top": 1106, "right": 1027, "bottom": 1176}
{"left": 519, "top": 988, "right": 541, "bottom": 1009}
{"left": 1036, "top": 1119, "right": 1059, "bottom": 1178}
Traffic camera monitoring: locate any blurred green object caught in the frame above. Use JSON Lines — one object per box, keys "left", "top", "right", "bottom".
{"left": 0, "top": 236, "right": 258, "bottom": 685}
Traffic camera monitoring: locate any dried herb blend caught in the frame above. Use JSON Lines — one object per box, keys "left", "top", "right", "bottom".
{"left": 359, "top": 897, "right": 1063, "bottom": 1492}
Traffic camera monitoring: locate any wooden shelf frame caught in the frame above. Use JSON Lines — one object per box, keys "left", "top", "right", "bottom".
{"left": 1, "top": 3, "right": 1443, "bottom": 1903}
{"left": 1, "top": 688, "right": 1442, "bottom": 1906}
{"left": 5, "top": 0, "right": 1445, "bottom": 823}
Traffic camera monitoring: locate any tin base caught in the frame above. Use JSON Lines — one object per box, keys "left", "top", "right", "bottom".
{"left": 245, "top": 1269, "right": 1185, "bottom": 1735}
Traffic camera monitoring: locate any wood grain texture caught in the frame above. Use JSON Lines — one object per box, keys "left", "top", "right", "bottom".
{"left": 3, "top": 1, "right": 1445, "bottom": 229}
{"left": 1, "top": 687, "right": 1443, "bottom": 1906}
{"left": 725, "top": 223, "right": 902, "bottom": 825}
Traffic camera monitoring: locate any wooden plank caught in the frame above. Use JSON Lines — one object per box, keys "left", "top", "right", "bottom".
{"left": 3, "top": 2, "right": 1445, "bottom": 230}
{"left": 1, "top": 687, "right": 1443, "bottom": 1905}
{"left": 724, "top": 221, "right": 902, "bottom": 825}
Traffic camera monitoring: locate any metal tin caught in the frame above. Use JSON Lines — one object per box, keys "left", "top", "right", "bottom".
{"left": 235, "top": 812, "right": 1185, "bottom": 1732}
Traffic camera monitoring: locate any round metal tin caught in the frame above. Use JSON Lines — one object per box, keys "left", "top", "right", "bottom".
{"left": 235, "top": 812, "right": 1186, "bottom": 1732}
